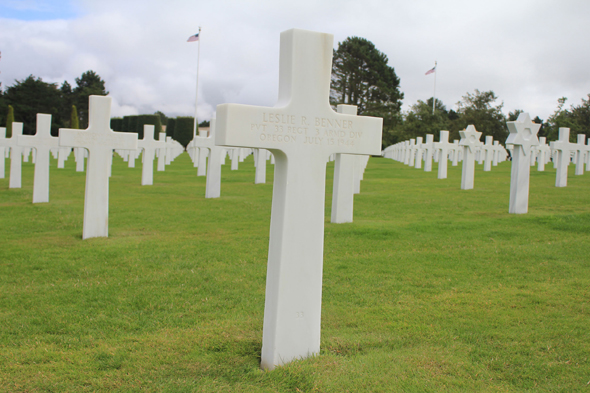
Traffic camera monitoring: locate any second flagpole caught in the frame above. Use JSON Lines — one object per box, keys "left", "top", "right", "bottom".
{"left": 432, "top": 61, "right": 437, "bottom": 114}
{"left": 193, "top": 26, "right": 202, "bottom": 136}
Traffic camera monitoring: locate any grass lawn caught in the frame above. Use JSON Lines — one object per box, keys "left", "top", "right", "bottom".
{"left": 0, "top": 153, "right": 589, "bottom": 392}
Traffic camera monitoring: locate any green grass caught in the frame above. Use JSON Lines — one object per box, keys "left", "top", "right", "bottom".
{"left": 0, "top": 154, "right": 589, "bottom": 392}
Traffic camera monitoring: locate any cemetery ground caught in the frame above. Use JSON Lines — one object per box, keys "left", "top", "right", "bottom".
{"left": 1, "top": 154, "right": 589, "bottom": 392}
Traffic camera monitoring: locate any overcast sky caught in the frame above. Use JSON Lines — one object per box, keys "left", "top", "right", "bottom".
{"left": 1, "top": 0, "right": 589, "bottom": 122}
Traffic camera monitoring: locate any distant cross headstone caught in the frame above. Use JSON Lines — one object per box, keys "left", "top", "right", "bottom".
{"left": 574, "top": 134, "right": 588, "bottom": 176}
{"left": 434, "top": 130, "right": 452, "bottom": 179}
{"left": 215, "top": 29, "right": 382, "bottom": 370}
{"left": 191, "top": 117, "right": 226, "bottom": 198}
{"left": 57, "top": 147, "right": 71, "bottom": 168}
{"left": 414, "top": 137, "right": 423, "bottom": 169}
{"left": 59, "top": 96, "right": 138, "bottom": 239}
{"left": 550, "top": 128, "right": 576, "bottom": 187}
{"left": 18, "top": 114, "right": 59, "bottom": 203}
{"left": 230, "top": 148, "right": 239, "bottom": 170}
{"left": 255, "top": 148, "right": 268, "bottom": 184}
{"left": 505, "top": 113, "right": 540, "bottom": 214}
{"left": 405, "top": 139, "right": 415, "bottom": 166}
{"left": 459, "top": 125, "right": 482, "bottom": 190}
{"left": 157, "top": 132, "right": 167, "bottom": 171}
{"left": 7, "top": 123, "right": 24, "bottom": 188}
{"left": 75, "top": 147, "right": 86, "bottom": 172}
{"left": 0, "top": 127, "right": 6, "bottom": 179}
{"left": 138, "top": 125, "right": 165, "bottom": 185}
{"left": 451, "top": 140, "right": 460, "bottom": 166}
{"left": 536, "top": 137, "right": 550, "bottom": 171}
{"left": 422, "top": 134, "right": 434, "bottom": 172}
{"left": 204, "top": 117, "right": 227, "bottom": 199}
{"left": 331, "top": 104, "right": 358, "bottom": 223}
{"left": 194, "top": 130, "right": 209, "bottom": 176}
{"left": 482, "top": 136, "right": 494, "bottom": 172}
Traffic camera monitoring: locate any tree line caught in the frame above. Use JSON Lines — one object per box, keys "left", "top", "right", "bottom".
{"left": 3, "top": 38, "right": 589, "bottom": 148}
{"left": 330, "top": 36, "right": 590, "bottom": 147}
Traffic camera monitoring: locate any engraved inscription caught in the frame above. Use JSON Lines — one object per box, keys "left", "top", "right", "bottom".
{"left": 249, "top": 112, "right": 365, "bottom": 147}
{"left": 295, "top": 311, "right": 304, "bottom": 319}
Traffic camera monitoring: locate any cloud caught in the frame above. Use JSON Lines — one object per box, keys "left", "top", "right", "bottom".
{"left": 1, "top": 0, "right": 589, "bottom": 123}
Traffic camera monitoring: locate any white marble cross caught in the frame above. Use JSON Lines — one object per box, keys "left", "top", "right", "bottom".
{"left": 505, "top": 113, "right": 540, "bottom": 214}
{"left": 18, "top": 114, "right": 59, "bottom": 203}
{"left": 254, "top": 148, "right": 268, "bottom": 184}
{"left": 414, "top": 136, "right": 423, "bottom": 169}
{"left": 482, "top": 136, "right": 494, "bottom": 172}
{"left": 191, "top": 117, "right": 226, "bottom": 198}
{"left": 156, "top": 132, "right": 167, "bottom": 171}
{"left": 405, "top": 139, "right": 415, "bottom": 166}
{"left": 550, "top": 128, "right": 577, "bottom": 187}
{"left": 331, "top": 104, "right": 358, "bottom": 223}
{"left": 6, "top": 123, "right": 24, "bottom": 188}
{"left": 451, "top": 140, "right": 460, "bottom": 166}
{"left": 574, "top": 134, "right": 588, "bottom": 176}
{"left": 536, "top": 137, "right": 550, "bottom": 171}
{"left": 230, "top": 148, "right": 239, "bottom": 170}
{"left": 422, "top": 134, "right": 434, "bottom": 172}
{"left": 433, "top": 130, "right": 452, "bottom": 179}
{"left": 59, "top": 95, "right": 138, "bottom": 239}
{"left": 74, "top": 147, "right": 86, "bottom": 172}
{"left": 138, "top": 125, "right": 166, "bottom": 185}
{"left": 215, "top": 28, "right": 382, "bottom": 370}
{"left": 0, "top": 127, "right": 7, "bottom": 179}
{"left": 459, "top": 125, "right": 482, "bottom": 190}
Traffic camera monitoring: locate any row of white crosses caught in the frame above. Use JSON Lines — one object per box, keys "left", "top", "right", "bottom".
{"left": 382, "top": 128, "right": 508, "bottom": 186}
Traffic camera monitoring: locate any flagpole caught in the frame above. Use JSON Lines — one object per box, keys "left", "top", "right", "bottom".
{"left": 432, "top": 61, "right": 437, "bottom": 114}
{"left": 193, "top": 26, "right": 202, "bottom": 136}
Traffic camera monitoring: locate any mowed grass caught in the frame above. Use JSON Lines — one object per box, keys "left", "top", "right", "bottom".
{"left": 0, "top": 153, "right": 589, "bottom": 392}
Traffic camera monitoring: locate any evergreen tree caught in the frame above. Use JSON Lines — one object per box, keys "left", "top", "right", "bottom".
{"left": 3, "top": 75, "right": 62, "bottom": 135}
{"left": 455, "top": 89, "right": 507, "bottom": 141}
{"left": 330, "top": 36, "right": 403, "bottom": 146}
{"left": 392, "top": 98, "right": 450, "bottom": 143}
{"left": 6, "top": 105, "right": 14, "bottom": 138}
{"left": 166, "top": 118, "right": 176, "bottom": 138}
{"left": 110, "top": 118, "right": 123, "bottom": 131}
{"left": 173, "top": 117, "right": 194, "bottom": 148}
{"left": 70, "top": 105, "right": 79, "bottom": 129}
{"left": 73, "top": 70, "right": 108, "bottom": 129}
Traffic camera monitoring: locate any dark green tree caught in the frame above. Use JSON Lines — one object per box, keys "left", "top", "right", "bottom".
{"left": 198, "top": 120, "right": 210, "bottom": 128}
{"left": 2, "top": 75, "right": 62, "bottom": 135}
{"left": 508, "top": 109, "right": 523, "bottom": 121}
{"left": 6, "top": 105, "right": 14, "bottom": 138}
{"left": 155, "top": 111, "right": 168, "bottom": 128}
{"left": 70, "top": 105, "right": 79, "bottom": 129}
{"left": 73, "top": 70, "right": 108, "bottom": 129}
{"left": 110, "top": 117, "right": 123, "bottom": 131}
{"left": 392, "top": 98, "right": 451, "bottom": 142}
{"left": 173, "top": 117, "right": 194, "bottom": 148}
{"left": 330, "top": 36, "right": 404, "bottom": 147}
{"left": 135, "top": 114, "right": 162, "bottom": 139}
{"left": 166, "top": 118, "right": 176, "bottom": 138}
{"left": 455, "top": 89, "right": 507, "bottom": 141}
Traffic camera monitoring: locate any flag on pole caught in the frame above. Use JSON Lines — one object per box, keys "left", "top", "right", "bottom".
{"left": 425, "top": 66, "right": 436, "bottom": 75}
{"left": 187, "top": 33, "right": 200, "bottom": 42}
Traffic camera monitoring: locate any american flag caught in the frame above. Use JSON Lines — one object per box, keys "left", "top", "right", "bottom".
{"left": 187, "top": 33, "right": 200, "bottom": 42}
{"left": 425, "top": 66, "right": 436, "bottom": 75}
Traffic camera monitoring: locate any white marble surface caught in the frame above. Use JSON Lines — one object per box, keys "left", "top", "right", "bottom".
{"left": 59, "top": 96, "right": 138, "bottom": 239}
{"left": 215, "top": 28, "right": 382, "bottom": 370}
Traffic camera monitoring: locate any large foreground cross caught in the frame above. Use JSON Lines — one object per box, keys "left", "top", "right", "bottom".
{"left": 59, "top": 96, "right": 138, "bottom": 239}
{"left": 215, "top": 29, "right": 382, "bottom": 370}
